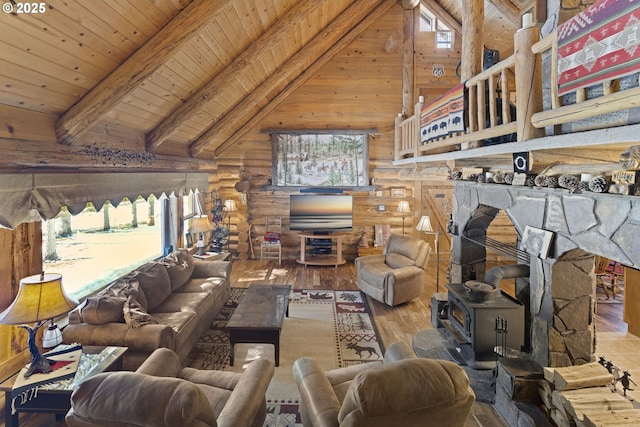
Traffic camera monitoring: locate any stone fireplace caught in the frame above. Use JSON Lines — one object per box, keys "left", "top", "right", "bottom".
{"left": 450, "top": 181, "right": 640, "bottom": 368}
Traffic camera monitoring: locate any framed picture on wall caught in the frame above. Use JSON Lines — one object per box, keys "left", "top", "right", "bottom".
{"left": 390, "top": 187, "right": 406, "bottom": 198}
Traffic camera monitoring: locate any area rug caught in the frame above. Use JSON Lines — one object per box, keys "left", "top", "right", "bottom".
{"left": 184, "top": 288, "right": 383, "bottom": 427}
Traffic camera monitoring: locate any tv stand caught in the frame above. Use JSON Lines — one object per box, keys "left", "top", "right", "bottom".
{"left": 297, "top": 232, "right": 345, "bottom": 267}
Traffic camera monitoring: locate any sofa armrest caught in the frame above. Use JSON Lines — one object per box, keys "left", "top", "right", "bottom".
{"left": 63, "top": 323, "right": 175, "bottom": 353}
{"left": 293, "top": 357, "right": 341, "bottom": 427}
{"left": 354, "top": 254, "right": 385, "bottom": 268}
{"left": 384, "top": 265, "right": 424, "bottom": 284}
{"left": 67, "top": 372, "right": 216, "bottom": 427}
{"left": 216, "top": 358, "right": 275, "bottom": 427}
{"left": 136, "top": 348, "right": 182, "bottom": 377}
{"left": 192, "top": 260, "right": 231, "bottom": 280}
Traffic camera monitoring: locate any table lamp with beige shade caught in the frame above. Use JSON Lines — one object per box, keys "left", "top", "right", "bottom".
{"left": 190, "top": 215, "right": 214, "bottom": 255}
{"left": 396, "top": 201, "right": 411, "bottom": 235}
{"left": 0, "top": 272, "right": 78, "bottom": 378}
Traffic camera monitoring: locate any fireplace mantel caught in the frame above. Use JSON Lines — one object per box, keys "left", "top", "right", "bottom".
{"left": 450, "top": 181, "right": 639, "bottom": 368}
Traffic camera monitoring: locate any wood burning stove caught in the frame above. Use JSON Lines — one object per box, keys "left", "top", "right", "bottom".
{"left": 444, "top": 282, "right": 524, "bottom": 369}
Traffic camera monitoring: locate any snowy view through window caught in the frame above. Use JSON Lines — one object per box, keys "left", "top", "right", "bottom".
{"left": 42, "top": 197, "right": 162, "bottom": 299}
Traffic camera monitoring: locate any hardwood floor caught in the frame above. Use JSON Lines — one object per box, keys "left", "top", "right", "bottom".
{"left": 4, "top": 257, "right": 634, "bottom": 427}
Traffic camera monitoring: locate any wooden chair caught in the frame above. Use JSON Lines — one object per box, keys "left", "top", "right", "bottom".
{"left": 260, "top": 216, "right": 282, "bottom": 266}
{"left": 595, "top": 256, "right": 624, "bottom": 299}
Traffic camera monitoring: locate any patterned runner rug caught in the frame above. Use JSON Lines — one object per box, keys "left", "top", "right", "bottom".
{"left": 185, "top": 288, "right": 383, "bottom": 427}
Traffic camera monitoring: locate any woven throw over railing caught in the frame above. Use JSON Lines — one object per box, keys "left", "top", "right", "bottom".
{"left": 557, "top": 0, "right": 640, "bottom": 96}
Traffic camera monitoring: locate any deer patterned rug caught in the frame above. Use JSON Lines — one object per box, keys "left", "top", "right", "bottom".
{"left": 185, "top": 288, "right": 383, "bottom": 427}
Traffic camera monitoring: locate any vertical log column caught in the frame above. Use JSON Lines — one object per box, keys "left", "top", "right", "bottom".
{"left": 461, "top": 0, "right": 484, "bottom": 150}
{"left": 514, "top": 25, "right": 545, "bottom": 141}
{"left": 401, "top": 0, "right": 419, "bottom": 117}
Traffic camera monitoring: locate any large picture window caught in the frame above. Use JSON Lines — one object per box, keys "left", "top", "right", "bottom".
{"left": 271, "top": 130, "right": 368, "bottom": 187}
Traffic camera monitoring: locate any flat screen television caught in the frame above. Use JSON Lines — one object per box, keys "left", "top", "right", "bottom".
{"left": 289, "top": 195, "right": 353, "bottom": 232}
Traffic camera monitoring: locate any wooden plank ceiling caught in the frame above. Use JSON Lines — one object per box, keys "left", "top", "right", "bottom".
{"left": 0, "top": 0, "right": 520, "bottom": 160}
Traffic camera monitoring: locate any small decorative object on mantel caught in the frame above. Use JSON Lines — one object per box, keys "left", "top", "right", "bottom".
{"left": 450, "top": 170, "right": 463, "bottom": 180}
{"left": 610, "top": 170, "right": 639, "bottom": 195}
{"left": 589, "top": 175, "right": 609, "bottom": 193}
{"left": 462, "top": 167, "right": 484, "bottom": 180}
{"left": 558, "top": 174, "right": 580, "bottom": 191}
{"left": 619, "top": 145, "right": 640, "bottom": 170}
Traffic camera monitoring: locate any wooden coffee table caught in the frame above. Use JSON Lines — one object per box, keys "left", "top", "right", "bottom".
{"left": 226, "top": 285, "right": 291, "bottom": 367}
{"left": 0, "top": 346, "right": 127, "bottom": 427}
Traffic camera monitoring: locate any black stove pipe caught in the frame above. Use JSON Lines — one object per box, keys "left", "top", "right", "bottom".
{"left": 483, "top": 264, "right": 530, "bottom": 293}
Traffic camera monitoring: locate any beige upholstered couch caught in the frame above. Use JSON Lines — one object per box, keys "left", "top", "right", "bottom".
{"left": 355, "top": 234, "right": 431, "bottom": 306}
{"left": 292, "top": 341, "right": 475, "bottom": 427}
{"left": 63, "top": 249, "right": 231, "bottom": 370}
{"left": 66, "top": 347, "right": 274, "bottom": 427}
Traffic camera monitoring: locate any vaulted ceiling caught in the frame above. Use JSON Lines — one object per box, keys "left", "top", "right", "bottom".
{"left": 0, "top": 0, "right": 520, "bottom": 161}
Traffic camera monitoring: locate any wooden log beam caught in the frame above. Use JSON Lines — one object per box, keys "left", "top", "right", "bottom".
{"left": 461, "top": 0, "right": 484, "bottom": 150}
{"left": 193, "top": 0, "right": 397, "bottom": 158}
{"left": 145, "top": 0, "right": 326, "bottom": 152}
{"left": 402, "top": 4, "right": 416, "bottom": 116}
{"left": 55, "top": 0, "right": 225, "bottom": 146}
{"left": 487, "top": 0, "right": 521, "bottom": 28}
{"left": 514, "top": 25, "right": 544, "bottom": 141}
{"left": 0, "top": 137, "right": 216, "bottom": 172}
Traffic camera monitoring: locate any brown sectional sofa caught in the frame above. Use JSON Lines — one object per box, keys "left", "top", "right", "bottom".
{"left": 63, "top": 249, "right": 231, "bottom": 370}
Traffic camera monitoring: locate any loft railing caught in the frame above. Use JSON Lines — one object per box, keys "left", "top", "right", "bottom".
{"left": 530, "top": 29, "right": 640, "bottom": 132}
{"left": 394, "top": 20, "right": 640, "bottom": 162}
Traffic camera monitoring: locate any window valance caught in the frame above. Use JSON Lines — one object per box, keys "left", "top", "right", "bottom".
{"left": 0, "top": 172, "right": 209, "bottom": 229}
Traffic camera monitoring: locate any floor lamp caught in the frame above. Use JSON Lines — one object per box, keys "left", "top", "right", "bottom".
{"left": 417, "top": 215, "right": 440, "bottom": 292}
{"left": 396, "top": 201, "right": 411, "bottom": 235}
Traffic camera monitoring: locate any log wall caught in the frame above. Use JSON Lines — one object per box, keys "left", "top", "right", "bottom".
{"left": 216, "top": 4, "right": 433, "bottom": 261}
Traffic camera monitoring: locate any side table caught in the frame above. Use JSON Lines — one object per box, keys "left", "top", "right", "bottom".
{"left": 0, "top": 346, "right": 127, "bottom": 427}
{"left": 193, "top": 251, "right": 231, "bottom": 261}
{"left": 357, "top": 246, "right": 384, "bottom": 257}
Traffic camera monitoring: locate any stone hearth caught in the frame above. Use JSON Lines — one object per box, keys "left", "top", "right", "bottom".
{"left": 450, "top": 181, "right": 640, "bottom": 368}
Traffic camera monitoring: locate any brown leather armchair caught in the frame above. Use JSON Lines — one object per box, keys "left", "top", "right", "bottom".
{"left": 66, "top": 347, "right": 274, "bottom": 427}
{"left": 355, "top": 234, "right": 431, "bottom": 306}
{"left": 292, "top": 341, "right": 475, "bottom": 427}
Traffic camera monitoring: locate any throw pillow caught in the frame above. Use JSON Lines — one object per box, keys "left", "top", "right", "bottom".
{"left": 160, "top": 249, "right": 194, "bottom": 291}
{"left": 101, "top": 277, "right": 148, "bottom": 311}
{"left": 123, "top": 295, "right": 158, "bottom": 328}
{"left": 81, "top": 296, "right": 127, "bottom": 324}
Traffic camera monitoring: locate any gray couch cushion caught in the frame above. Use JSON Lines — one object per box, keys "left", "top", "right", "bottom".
{"left": 161, "top": 249, "right": 195, "bottom": 291}
{"left": 80, "top": 296, "right": 126, "bottom": 324}
{"left": 133, "top": 262, "right": 172, "bottom": 312}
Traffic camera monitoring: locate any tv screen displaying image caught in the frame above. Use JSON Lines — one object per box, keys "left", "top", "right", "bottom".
{"left": 289, "top": 195, "right": 353, "bottom": 232}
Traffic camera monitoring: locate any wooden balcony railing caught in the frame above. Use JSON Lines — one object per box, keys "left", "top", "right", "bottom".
{"left": 530, "top": 29, "right": 640, "bottom": 131}
{"left": 394, "top": 19, "right": 640, "bottom": 162}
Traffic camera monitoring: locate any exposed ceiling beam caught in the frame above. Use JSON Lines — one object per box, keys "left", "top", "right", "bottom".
{"left": 206, "top": 0, "right": 399, "bottom": 159}
{"left": 145, "top": 0, "right": 328, "bottom": 152}
{"left": 55, "top": 0, "right": 226, "bottom": 146}
{"left": 487, "top": 0, "right": 521, "bottom": 27}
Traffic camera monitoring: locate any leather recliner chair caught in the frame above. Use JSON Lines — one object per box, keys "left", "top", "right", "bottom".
{"left": 66, "top": 347, "right": 274, "bottom": 427}
{"left": 292, "top": 341, "right": 475, "bottom": 427}
{"left": 355, "top": 233, "right": 431, "bottom": 306}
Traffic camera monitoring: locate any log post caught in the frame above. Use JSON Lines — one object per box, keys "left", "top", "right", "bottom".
{"left": 514, "top": 25, "right": 545, "bottom": 141}
{"left": 461, "top": 0, "right": 484, "bottom": 149}
{"left": 401, "top": 0, "right": 419, "bottom": 116}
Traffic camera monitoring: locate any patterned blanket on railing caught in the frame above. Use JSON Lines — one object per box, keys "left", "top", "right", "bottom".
{"left": 420, "top": 83, "right": 465, "bottom": 144}
{"left": 557, "top": 0, "right": 640, "bottom": 96}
